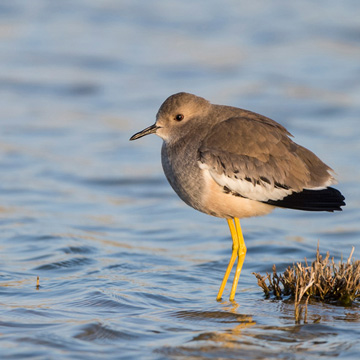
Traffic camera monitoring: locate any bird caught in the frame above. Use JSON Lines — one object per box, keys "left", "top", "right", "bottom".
{"left": 129, "top": 92, "right": 345, "bottom": 301}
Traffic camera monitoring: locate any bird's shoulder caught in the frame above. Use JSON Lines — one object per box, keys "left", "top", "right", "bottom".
{"left": 199, "top": 110, "right": 292, "bottom": 159}
{"left": 211, "top": 106, "right": 292, "bottom": 136}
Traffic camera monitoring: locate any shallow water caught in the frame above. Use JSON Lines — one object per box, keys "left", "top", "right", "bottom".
{"left": 0, "top": 1, "right": 360, "bottom": 359}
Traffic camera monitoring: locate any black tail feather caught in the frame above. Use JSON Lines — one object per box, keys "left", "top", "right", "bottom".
{"left": 264, "top": 187, "right": 346, "bottom": 212}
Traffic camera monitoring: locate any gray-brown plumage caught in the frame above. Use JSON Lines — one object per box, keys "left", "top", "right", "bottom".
{"left": 130, "top": 92, "right": 345, "bottom": 300}
{"left": 130, "top": 92, "right": 345, "bottom": 218}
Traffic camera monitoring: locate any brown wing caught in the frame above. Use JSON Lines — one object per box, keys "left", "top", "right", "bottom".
{"left": 198, "top": 116, "right": 334, "bottom": 201}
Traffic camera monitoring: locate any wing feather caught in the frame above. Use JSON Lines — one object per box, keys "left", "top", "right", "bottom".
{"left": 198, "top": 116, "right": 334, "bottom": 202}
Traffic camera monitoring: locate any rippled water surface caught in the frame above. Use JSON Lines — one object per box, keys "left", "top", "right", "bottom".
{"left": 1, "top": 1, "right": 360, "bottom": 359}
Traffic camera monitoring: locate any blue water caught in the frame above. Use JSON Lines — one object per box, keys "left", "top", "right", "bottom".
{"left": 0, "top": 1, "right": 359, "bottom": 359}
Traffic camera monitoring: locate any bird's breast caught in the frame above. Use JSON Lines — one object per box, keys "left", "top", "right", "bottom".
{"left": 161, "top": 141, "right": 205, "bottom": 212}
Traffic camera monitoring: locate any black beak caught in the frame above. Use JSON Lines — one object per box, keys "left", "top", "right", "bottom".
{"left": 129, "top": 124, "right": 159, "bottom": 141}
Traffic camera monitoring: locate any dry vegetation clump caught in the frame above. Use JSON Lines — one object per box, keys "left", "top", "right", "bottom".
{"left": 253, "top": 245, "right": 360, "bottom": 323}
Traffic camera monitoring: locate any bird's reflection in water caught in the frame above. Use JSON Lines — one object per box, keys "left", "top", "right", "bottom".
{"left": 174, "top": 301, "right": 256, "bottom": 349}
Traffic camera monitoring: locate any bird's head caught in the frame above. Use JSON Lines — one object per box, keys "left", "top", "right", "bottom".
{"left": 130, "top": 92, "right": 211, "bottom": 143}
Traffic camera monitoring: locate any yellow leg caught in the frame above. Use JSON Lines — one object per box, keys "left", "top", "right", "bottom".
{"left": 216, "top": 219, "right": 240, "bottom": 301}
{"left": 229, "top": 218, "right": 247, "bottom": 301}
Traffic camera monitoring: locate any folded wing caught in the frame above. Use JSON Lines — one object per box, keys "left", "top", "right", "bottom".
{"left": 198, "top": 116, "right": 344, "bottom": 211}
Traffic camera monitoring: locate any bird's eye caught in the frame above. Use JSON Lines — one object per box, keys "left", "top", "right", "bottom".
{"left": 175, "top": 114, "right": 184, "bottom": 121}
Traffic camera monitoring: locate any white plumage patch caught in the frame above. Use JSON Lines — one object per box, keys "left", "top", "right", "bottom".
{"left": 199, "top": 162, "right": 293, "bottom": 202}
{"left": 304, "top": 176, "right": 336, "bottom": 190}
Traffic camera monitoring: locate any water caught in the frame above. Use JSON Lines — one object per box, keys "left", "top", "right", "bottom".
{"left": 0, "top": 1, "right": 359, "bottom": 359}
